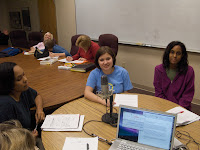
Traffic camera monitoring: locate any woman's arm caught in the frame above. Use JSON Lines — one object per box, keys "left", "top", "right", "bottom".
{"left": 34, "top": 94, "right": 45, "bottom": 124}
{"left": 153, "top": 67, "right": 167, "bottom": 99}
{"left": 49, "top": 52, "right": 65, "bottom": 57}
{"left": 179, "top": 67, "right": 195, "bottom": 110}
{"left": 84, "top": 86, "right": 111, "bottom": 106}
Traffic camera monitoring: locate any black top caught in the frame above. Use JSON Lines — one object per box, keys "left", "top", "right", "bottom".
{"left": 0, "top": 87, "right": 37, "bottom": 129}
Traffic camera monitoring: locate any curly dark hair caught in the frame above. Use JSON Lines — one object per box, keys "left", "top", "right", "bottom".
{"left": 163, "top": 41, "right": 188, "bottom": 74}
{"left": 0, "top": 62, "right": 17, "bottom": 95}
{"left": 95, "top": 46, "right": 116, "bottom": 69}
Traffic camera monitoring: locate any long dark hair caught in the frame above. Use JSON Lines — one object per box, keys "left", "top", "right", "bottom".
{"left": 163, "top": 41, "right": 188, "bottom": 74}
{"left": 95, "top": 46, "right": 116, "bottom": 69}
{"left": 0, "top": 62, "right": 17, "bottom": 95}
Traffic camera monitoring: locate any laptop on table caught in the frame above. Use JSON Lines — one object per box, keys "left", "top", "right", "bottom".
{"left": 109, "top": 105, "right": 177, "bottom": 150}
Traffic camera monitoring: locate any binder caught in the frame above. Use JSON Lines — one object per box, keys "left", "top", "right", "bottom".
{"left": 70, "top": 63, "right": 96, "bottom": 72}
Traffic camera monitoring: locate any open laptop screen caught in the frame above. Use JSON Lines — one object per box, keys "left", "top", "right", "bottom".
{"left": 118, "top": 106, "right": 176, "bottom": 150}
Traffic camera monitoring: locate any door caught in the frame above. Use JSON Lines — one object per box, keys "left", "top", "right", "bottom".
{"left": 38, "top": 0, "right": 58, "bottom": 42}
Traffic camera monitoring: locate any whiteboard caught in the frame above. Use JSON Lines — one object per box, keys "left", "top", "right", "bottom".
{"left": 75, "top": 0, "right": 200, "bottom": 52}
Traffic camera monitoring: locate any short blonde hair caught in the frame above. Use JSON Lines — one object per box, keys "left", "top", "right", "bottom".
{"left": 44, "top": 32, "right": 53, "bottom": 40}
{"left": 0, "top": 120, "right": 36, "bottom": 150}
{"left": 76, "top": 35, "right": 91, "bottom": 50}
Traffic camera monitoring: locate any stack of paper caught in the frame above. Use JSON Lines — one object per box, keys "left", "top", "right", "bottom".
{"left": 38, "top": 56, "right": 58, "bottom": 65}
{"left": 58, "top": 58, "right": 84, "bottom": 64}
{"left": 41, "top": 114, "right": 85, "bottom": 131}
{"left": 166, "top": 106, "right": 200, "bottom": 126}
{"left": 114, "top": 94, "right": 138, "bottom": 107}
{"left": 62, "top": 137, "right": 98, "bottom": 150}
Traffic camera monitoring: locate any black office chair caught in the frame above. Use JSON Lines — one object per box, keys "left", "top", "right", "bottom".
{"left": 28, "top": 31, "right": 43, "bottom": 47}
{"left": 9, "top": 30, "right": 29, "bottom": 48}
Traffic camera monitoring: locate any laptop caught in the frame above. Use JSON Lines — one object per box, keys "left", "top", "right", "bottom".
{"left": 109, "top": 105, "right": 177, "bottom": 150}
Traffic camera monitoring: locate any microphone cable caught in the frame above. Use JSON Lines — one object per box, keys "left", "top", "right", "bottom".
{"left": 82, "top": 120, "right": 113, "bottom": 146}
{"left": 176, "top": 130, "right": 200, "bottom": 150}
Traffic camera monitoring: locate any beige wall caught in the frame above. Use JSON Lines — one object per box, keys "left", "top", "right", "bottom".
{"left": 55, "top": 0, "right": 200, "bottom": 104}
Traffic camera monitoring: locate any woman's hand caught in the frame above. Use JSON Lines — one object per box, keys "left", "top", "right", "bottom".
{"left": 49, "top": 52, "right": 57, "bottom": 57}
{"left": 32, "top": 129, "right": 38, "bottom": 138}
{"left": 66, "top": 56, "right": 73, "bottom": 61}
{"left": 29, "top": 47, "right": 36, "bottom": 53}
{"left": 100, "top": 98, "right": 116, "bottom": 107}
{"left": 78, "top": 57, "right": 87, "bottom": 61}
{"left": 35, "top": 109, "right": 45, "bottom": 124}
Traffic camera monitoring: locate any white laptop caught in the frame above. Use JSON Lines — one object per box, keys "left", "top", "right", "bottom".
{"left": 109, "top": 105, "right": 177, "bottom": 150}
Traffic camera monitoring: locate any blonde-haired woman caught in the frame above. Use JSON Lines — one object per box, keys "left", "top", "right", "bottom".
{"left": 29, "top": 32, "right": 71, "bottom": 57}
{"left": 0, "top": 120, "right": 39, "bottom": 150}
{"left": 30, "top": 32, "right": 53, "bottom": 52}
{"left": 66, "top": 35, "right": 100, "bottom": 62}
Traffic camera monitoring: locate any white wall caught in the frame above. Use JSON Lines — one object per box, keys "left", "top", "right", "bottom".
{"left": 55, "top": 0, "right": 200, "bottom": 104}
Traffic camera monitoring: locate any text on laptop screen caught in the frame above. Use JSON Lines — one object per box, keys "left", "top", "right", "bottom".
{"left": 118, "top": 107, "right": 175, "bottom": 150}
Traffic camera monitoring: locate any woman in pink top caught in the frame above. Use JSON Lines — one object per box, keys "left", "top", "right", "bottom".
{"left": 29, "top": 32, "right": 53, "bottom": 52}
{"left": 66, "top": 35, "right": 100, "bottom": 62}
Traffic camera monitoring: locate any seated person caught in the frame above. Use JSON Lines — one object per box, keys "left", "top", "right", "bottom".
{"left": 0, "top": 120, "right": 39, "bottom": 150}
{"left": 44, "top": 39, "right": 71, "bottom": 57}
{"left": 0, "top": 29, "right": 9, "bottom": 45}
{"left": 0, "top": 62, "right": 45, "bottom": 133}
{"left": 29, "top": 32, "right": 71, "bottom": 57}
{"left": 153, "top": 41, "right": 195, "bottom": 110}
{"left": 66, "top": 35, "right": 100, "bottom": 62}
{"left": 84, "top": 46, "right": 133, "bottom": 106}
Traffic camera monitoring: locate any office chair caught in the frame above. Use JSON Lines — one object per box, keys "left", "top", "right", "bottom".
{"left": 98, "top": 34, "right": 118, "bottom": 56}
{"left": 70, "top": 34, "right": 82, "bottom": 56}
{"left": 28, "top": 31, "right": 43, "bottom": 47}
{"left": 9, "top": 30, "right": 29, "bottom": 48}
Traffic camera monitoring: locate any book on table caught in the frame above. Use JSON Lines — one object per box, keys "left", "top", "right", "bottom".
{"left": 40, "top": 57, "right": 58, "bottom": 65}
{"left": 70, "top": 63, "right": 96, "bottom": 72}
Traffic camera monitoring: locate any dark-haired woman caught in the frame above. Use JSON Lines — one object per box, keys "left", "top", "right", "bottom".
{"left": 0, "top": 62, "right": 45, "bottom": 130}
{"left": 84, "top": 46, "right": 133, "bottom": 106}
{"left": 153, "top": 41, "right": 195, "bottom": 110}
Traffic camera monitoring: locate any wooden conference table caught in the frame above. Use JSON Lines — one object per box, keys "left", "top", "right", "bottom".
{"left": 0, "top": 50, "right": 90, "bottom": 109}
{"left": 42, "top": 94, "right": 200, "bottom": 150}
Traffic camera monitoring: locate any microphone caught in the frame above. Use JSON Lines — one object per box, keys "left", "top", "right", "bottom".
{"left": 100, "top": 75, "right": 118, "bottom": 126}
{"left": 101, "top": 75, "right": 109, "bottom": 100}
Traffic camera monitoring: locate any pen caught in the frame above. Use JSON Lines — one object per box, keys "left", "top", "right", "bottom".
{"left": 87, "top": 143, "right": 89, "bottom": 150}
{"left": 177, "top": 111, "right": 184, "bottom": 114}
{"left": 35, "top": 124, "right": 38, "bottom": 130}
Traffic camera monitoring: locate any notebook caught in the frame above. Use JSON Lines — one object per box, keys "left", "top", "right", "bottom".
{"left": 70, "top": 63, "right": 96, "bottom": 72}
{"left": 109, "top": 105, "right": 177, "bottom": 150}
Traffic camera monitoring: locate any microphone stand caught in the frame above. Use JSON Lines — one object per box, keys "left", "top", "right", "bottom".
{"left": 102, "top": 95, "right": 118, "bottom": 127}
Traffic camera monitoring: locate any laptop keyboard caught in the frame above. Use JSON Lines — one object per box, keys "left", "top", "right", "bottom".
{"left": 117, "top": 141, "right": 149, "bottom": 150}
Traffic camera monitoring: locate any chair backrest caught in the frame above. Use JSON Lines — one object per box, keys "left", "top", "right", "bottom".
{"left": 98, "top": 34, "right": 118, "bottom": 56}
{"left": 9, "top": 30, "right": 29, "bottom": 48}
{"left": 70, "top": 34, "right": 82, "bottom": 56}
{"left": 28, "top": 32, "right": 43, "bottom": 47}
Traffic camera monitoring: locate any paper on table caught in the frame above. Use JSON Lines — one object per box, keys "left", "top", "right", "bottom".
{"left": 38, "top": 56, "right": 59, "bottom": 61}
{"left": 43, "top": 115, "right": 84, "bottom": 131}
{"left": 58, "top": 58, "right": 84, "bottom": 63}
{"left": 41, "top": 114, "right": 80, "bottom": 129}
{"left": 114, "top": 94, "right": 138, "bottom": 107}
{"left": 166, "top": 106, "right": 200, "bottom": 126}
{"left": 62, "top": 137, "right": 98, "bottom": 150}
